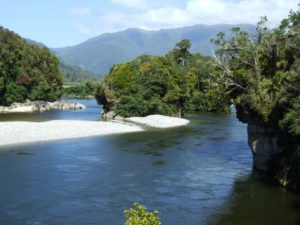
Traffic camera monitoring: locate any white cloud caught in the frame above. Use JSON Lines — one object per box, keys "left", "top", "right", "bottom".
{"left": 184, "top": 0, "right": 298, "bottom": 26}
{"left": 71, "top": 7, "right": 91, "bottom": 16}
{"left": 79, "top": 0, "right": 300, "bottom": 36}
{"left": 111, "top": 0, "right": 147, "bottom": 8}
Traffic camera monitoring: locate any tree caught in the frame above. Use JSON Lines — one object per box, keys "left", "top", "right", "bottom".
{"left": 210, "top": 8, "right": 300, "bottom": 190}
{"left": 210, "top": 10, "right": 300, "bottom": 124}
{"left": 3, "top": 82, "right": 27, "bottom": 105}
{"left": 0, "top": 26, "right": 62, "bottom": 105}
{"left": 167, "top": 39, "right": 192, "bottom": 66}
{"left": 95, "top": 40, "right": 226, "bottom": 118}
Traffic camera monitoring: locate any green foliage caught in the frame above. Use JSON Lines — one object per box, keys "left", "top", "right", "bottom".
{"left": 116, "top": 95, "right": 152, "bottom": 117}
{"left": 96, "top": 41, "right": 227, "bottom": 117}
{"left": 211, "top": 9, "right": 300, "bottom": 132}
{"left": 279, "top": 63, "right": 300, "bottom": 135}
{"left": 280, "top": 96, "right": 300, "bottom": 135}
{"left": 169, "top": 39, "right": 192, "bottom": 66}
{"left": 3, "top": 82, "right": 27, "bottom": 105}
{"left": 63, "top": 81, "right": 98, "bottom": 98}
{"left": 211, "top": 8, "right": 300, "bottom": 191}
{"left": 59, "top": 60, "right": 98, "bottom": 84}
{"left": 0, "top": 27, "right": 62, "bottom": 105}
{"left": 124, "top": 203, "right": 161, "bottom": 225}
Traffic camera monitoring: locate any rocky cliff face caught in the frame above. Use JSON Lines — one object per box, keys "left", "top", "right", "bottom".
{"left": 235, "top": 105, "right": 282, "bottom": 171}
{"left": 247, "top": 122, "right": 281, "bottom": 170}
{"left": 236, "top": 105, "right": 300, "bottom": 191}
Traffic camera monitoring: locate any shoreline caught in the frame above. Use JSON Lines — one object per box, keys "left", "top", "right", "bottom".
{"left": 0, "top": 115, "right": 189, "bottom": 147}
{"left": 0, "top": 100, "right": 86, "bottom": 113}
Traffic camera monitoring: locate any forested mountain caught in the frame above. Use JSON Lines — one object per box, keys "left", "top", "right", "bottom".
{"left": 0, "top": 27, "right": 62, "bottom": 105}
{"left": 54, "top": 24, "right": 255, "bottom": 74}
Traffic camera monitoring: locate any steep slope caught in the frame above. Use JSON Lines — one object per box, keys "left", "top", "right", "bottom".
{"left": 26, "top": 39, "right": 98, "bottom": 83}
{"left": 53, "top": 24, "right": 255, "bottom": 74}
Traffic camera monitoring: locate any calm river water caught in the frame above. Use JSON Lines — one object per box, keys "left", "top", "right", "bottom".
{"left": 0, "top": 99, "right": 299, "bottom": 225}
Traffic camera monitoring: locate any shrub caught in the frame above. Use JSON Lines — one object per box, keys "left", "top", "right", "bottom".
{"left": 124, "top": 203, "right": 161, "bottom": 225}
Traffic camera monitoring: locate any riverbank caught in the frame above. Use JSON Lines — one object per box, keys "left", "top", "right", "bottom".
{"left": 0, "top": 120, "right": 143, "bottom": 146}
{"left": 0, "top": 100, "right": 86, "bottom": 113}
{"left": 124, "top": 115, "right": 190, "bottom": 128}
{"left": 0, "top": 115, "right": 189, "bottom": 147}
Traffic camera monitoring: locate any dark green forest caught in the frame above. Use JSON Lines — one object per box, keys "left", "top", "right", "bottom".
{"left": 95, "top": 40, "right": 226, "bottom": 117}
{"left": 0, "top": 27, "right": 62, "bottom": 105}
{"left": 63, "top": 81, "right": 98, "bottom": 98}
{"left": 26, "top": 38, "right": 98, "bottom": 85}
{"left": 59, "top": 60, "right": 98, "bottom": 85}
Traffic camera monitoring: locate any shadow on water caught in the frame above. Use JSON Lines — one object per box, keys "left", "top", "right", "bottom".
{"left": 208, "top": 171, "right": 300, "bottom": 225}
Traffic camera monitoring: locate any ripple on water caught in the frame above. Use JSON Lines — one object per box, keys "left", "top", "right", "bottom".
{"left": 0, "top": 102, "right": 299, "bottom": 225}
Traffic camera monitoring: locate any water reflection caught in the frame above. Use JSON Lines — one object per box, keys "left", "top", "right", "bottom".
{"left": 0, "top": 100, "right": 299, "bottom": 225}
{"left": 210, "top": 172, "right": 300, "bottom": 225}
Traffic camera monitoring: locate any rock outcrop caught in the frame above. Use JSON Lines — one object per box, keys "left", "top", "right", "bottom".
{"left": 0, "top": 100, "right": 86, "bottom": 113}
{"left": 49, "top": 101, "right": 86, "bottom": 111}
{"left": 247, "top": 122, "right": 281, "bottom": 170}
{"left": 236, "top": 105, "right": 282, "bottom": 171}
{"left": 233, "top": 105, "right": 300, "bottom": 191}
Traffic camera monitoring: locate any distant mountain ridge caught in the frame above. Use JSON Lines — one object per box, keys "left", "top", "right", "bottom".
{"left": 53, "top": 24, "right": 256, "bottom": 75}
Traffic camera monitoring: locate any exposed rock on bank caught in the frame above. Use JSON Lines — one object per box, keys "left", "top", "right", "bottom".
{"left": 236, "top": 105, "right": 300, "bottom": 191}
{"left": 236, "top": 105, "right": 282, "bottom": 171}
{"left": 0, "top": 100, "right": 86, "bottom": 113}
{"left": 247, "top": 122, "right": 281, "bottom": 171}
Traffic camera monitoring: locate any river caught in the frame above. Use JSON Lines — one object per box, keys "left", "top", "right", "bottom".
{"left": 0, "top": 99, "right": 299, "bottom": 225}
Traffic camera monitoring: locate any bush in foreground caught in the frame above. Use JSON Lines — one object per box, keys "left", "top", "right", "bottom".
{"left": 124, "top": 203, "right": 161, "bottom": 225}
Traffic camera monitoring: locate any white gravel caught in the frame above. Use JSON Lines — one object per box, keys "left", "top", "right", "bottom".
{"left": 0, "top": 115, "right": 189, "bottom": 147}
{"left": 0, "top": 120, "right": 143, "bottom": 147}
{"left": 125, "top": 115, "right": 190, "bottom": 128}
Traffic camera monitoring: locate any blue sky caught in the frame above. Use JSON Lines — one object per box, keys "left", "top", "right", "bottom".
{"left": 0, "top": 0, "right": 298, "bottom": 48}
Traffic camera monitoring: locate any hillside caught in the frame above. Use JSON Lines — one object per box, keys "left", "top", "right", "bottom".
{"left": 53, "top": 24, "right": 255, "bottom": 74}
{"left": 0, "top": 27, "right": 62, "bottom": 105}
{"left": 26, "top": 39, "right": 98, "bottom": 83}
{"left": 59, "top": 60, "right": 98, "bottom": 84}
